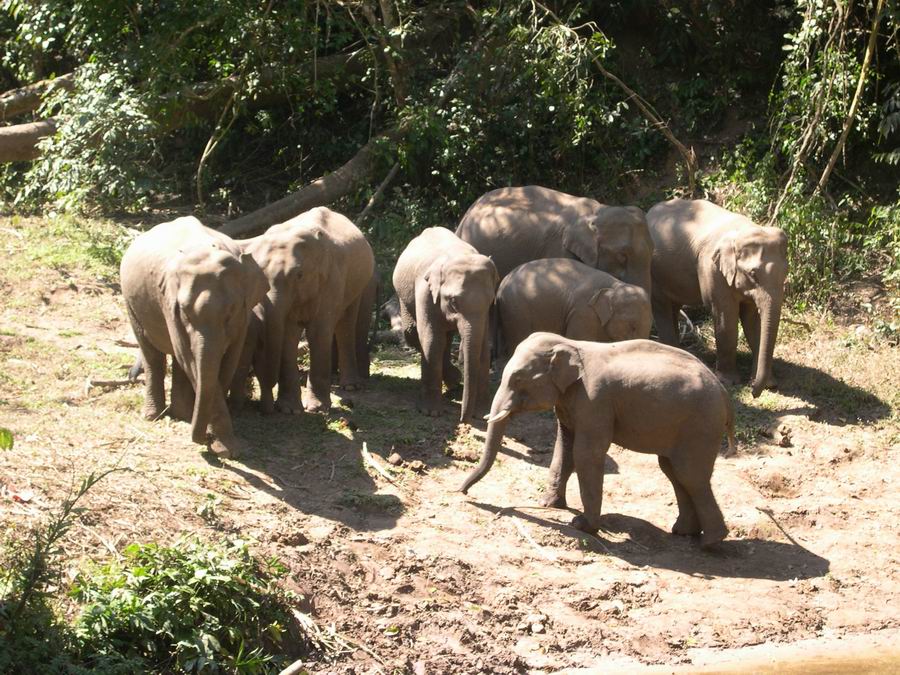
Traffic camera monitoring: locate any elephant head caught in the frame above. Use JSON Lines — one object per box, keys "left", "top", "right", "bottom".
{"left": 563, "top": 205, "right": 653, "bottom": 295}
{"left": 713, "top": 226, "right": 788, "bottom": 397}
{"left": 589, "top": 284, "right": 653, "bottom": 342}
{"left": 247, "top": 221, "right": 333, "bottom": 396}
{"left": 425, "top": 253, "right": 499, "bottom": 421}
{"left": 163, "top": 246, "right": 268, "bottom": 445}
{"left": 461, "top": 333, "right": 581, "bottom": 492}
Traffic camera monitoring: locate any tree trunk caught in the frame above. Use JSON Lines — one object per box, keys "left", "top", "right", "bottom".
{"left": 0, "top": 73, "right": 74, "bottom": 122}
{"left": 0, "top": 119, "right": 57, "bottom": 161}
{"left": 219, "top": 128, "right": 401, "bottom": 237}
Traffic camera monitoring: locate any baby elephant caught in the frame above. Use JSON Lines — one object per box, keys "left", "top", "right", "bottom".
{"left": 460, "top": 333, "right": 733, "bottom": 548}
{"left": 393, "top": 227, "right": 499, "bottom": 422}
{"left": 120, "top": 217, "right": 268, "bottom": 458}
{"left": 496, "top": 258, "right": 651, "bottom": 360}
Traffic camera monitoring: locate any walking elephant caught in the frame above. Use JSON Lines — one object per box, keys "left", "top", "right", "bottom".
{"left": 647, "top": 199, "right": 788, "bottom": 397}
{"left": 496, "top": 258, "right": 651, "bottom": 360}
{"left": 393, "top": 227, "right": 499, "bottom": 422}
{"left": 460, "top": 333, "right": 733, "bottom": 548}
{"left": 231, "top": 207, "right": 375, "bottom": 414}
{"left": 456, "top": 185, "right": 653, "bottom": 293}
{"left": 120, "top": 216, "right": 268, "bottom": 458}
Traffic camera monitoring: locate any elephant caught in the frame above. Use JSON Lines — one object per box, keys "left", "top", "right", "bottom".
{"left": 647, "top": 199, "right": 788, "bottom": 397}
{"left": 120, "top": 216, "right": 269, "bottom": 458}
{"left": 495, "top": 258, "right": 652, "bottom": 361}
{"left": 460, "top": 333, "right": 733, "bottom": 548}
{"left": 455, "top": 185, "right": 653, "bottom": 294}
{"left": 231, "top": 207, "right": 375, "bottom": 414}
{"left": 393, "top": 227, "right": 499, "bottom": 422}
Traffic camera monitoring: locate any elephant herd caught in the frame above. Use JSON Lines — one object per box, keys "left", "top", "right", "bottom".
{"left": 120, "top": 185, "right": 789, "bottom": 548}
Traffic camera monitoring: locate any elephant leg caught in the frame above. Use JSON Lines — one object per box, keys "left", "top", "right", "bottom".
{"left": 542, "top": 420, "right": 574, "bottom": 508}
{"left": 739, "top": 301, "right": 762, "bottom": 379}
{"left": 303, "top": 318, "right": 335, "bottom": 413}
{"left": 474, "top": 326, "right": 491, "bottom": 418}
{"left": 335, "top": 298, "right": 363, "bottom": 390}
{"left": 658, "top": 455, "right": 701, "bottom": 536}
{"left": 570, "top": 429, "right": 611, "bottom": 534}
{"left": 652, "top": 294, "right": 680, "bottom": 346}
{"left": 398, "top": 302, "right": 421, "bottom": 352}
{"left": 668, "top": 450, "right": 728, "bottom": 548}
{"left": 442, "top": 339, "right": 461, "bottom": 389}
{"left": 712, "top": 300, "right": 741, "bottom": 385}
{"left": 417, "top": 324, "right": 446, "bottom": 416}
{"left": 356, "top": 281, "right": 375, "bottom": 380}
{"left": 126, "top": 306, "right": 167, "bottom": 420}
{"left": 275, "top": 321, "right": 305, "bottom": 414}
{"left": 170, "top": 361, "right": 195, "bottom": 422}
{"left": 208, "top": 384, "right": 245, "bottom": 460}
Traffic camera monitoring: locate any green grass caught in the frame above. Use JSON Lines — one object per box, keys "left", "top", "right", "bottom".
{"left": 1, "top": 214, "right": 130, "bottom": 283}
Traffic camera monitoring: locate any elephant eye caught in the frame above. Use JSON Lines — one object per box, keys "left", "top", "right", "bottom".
{"left": 747, "top": 268, "right": 758, "bottom": 281}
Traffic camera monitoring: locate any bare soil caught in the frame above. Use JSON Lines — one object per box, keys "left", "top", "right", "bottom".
{"left": 1, "top": 217, "right": 898, "bottom": 673}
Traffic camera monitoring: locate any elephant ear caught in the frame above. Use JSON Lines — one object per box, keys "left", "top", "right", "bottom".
{"left": 549, "top": 344, "right": 583, "bottom": 393}
{"left": 423, "top": 260, "right": 444, "bottom": 305}
{"left": 241, "top": 252, "right": 269, "bottom": 308}
{"left": 713, "top": 232, "right": 738, "bottom": 287}
{"left": 563, "top": 219, "right": 599, "bottom": 267}
{"left": 589, "top": 288, "right": 614, "bottom": 325}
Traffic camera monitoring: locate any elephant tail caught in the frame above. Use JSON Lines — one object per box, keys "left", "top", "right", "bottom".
{"left": 724, "top": 391, "right": 736, "bottom": 456}
{"left": 128, "top": 354, "right": 144, "bottom": 382}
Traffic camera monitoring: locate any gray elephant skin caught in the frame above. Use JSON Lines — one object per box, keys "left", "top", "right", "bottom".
{"left": 460, "top": 333, "right": 733, "bottom": 548}
{"left": 120, "top": 216, "right": 269, "bottom": 458}
{"left": 456, "top": 185, "right": 653, "bottom": 293}
{"left": 647, "top": 198, "right": 788, "bottom": 397}
{"left": 393, "top": 227, "right": 499, "bottom": 422}
{"left": 496, "top": 258, "right": 652, "bottom": 360}
{"left": 232, "top": 207, "right": 375, "bottom": 414}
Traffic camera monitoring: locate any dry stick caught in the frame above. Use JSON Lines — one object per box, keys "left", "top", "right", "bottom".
{"left": 532, "top": 1, "right": 697, "bottom": 195}
{"left": 816, "top": 0, "right": 886, "bottom": 194}
{"left": 509, "top": 516, "right": 558, "bottom": 562}
{"left": 361, "top": 442, "right": 406, "bottom": 492}
{"left": 356, "top": 162, "right": 400, "bottom": 224}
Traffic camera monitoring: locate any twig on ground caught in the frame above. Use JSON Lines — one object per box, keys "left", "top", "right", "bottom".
{"left": 114, "top": 339, "right": 139, "bottom": 348}
{"left": 290, "top": 608, "right": 385, "bottom": 666}
{"left": 271, "top": 474, "right": 305, "bottom": 491}
{"left": 85, "top": 377, "right": 137, "bottom": 394}
{"left": 508, "top": 516, "right": 558, "bottom": 563}
{"left": 361, "top": 442, "right": 405, "bottom": 492}
{"left": 782, "top": 317, "right": 813, "bottom": 330}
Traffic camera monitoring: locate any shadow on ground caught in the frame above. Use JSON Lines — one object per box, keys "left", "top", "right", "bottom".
{"left": 469, "top": 502, "right": 830, "bottom": 581}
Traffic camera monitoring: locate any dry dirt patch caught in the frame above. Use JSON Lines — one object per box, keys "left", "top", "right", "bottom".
{"left": 1, "top": 216, "right": 898, "bottom": 672}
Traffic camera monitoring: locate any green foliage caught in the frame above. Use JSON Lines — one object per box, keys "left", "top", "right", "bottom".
{"left": 0, "top": 469, "right": 122, "bottom": 675}
{"left": 71, "top": 538, "right": 296, "bottom": 673}
{"left": 15, "top": 63, "right": 159, "bottom": 212}
{"left": 0, "top": 428, "right": 12, "bottom": 450}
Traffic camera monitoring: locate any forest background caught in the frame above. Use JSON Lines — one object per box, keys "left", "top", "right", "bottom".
{"left": 0, "top": 0, "right": 898, "bottom": 309}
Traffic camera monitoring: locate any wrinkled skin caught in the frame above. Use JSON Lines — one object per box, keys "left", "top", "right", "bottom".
{"left": 496, "top": 258, "right": 651, "bottom": 362}
{"left": 231, "top": 207, "right": 375, "bottom": 414}
{"left": 647, "top": 199, "right": 788, "bottom": 397}
{"left": 393, "top": 227, "right": 499, "bottom": 422}
{"left": 456, "top": 185, "right": 653, "bottom": 294}
{"left": 460, "top": 333, "right": 733, "bottom": 549}
{"left": 120, "top": 217, "right": 268, "bottom": 459}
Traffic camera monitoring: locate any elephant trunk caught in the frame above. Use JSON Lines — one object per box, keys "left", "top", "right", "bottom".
{"left": 459, "top": 407, "right": 511, "bottom": 494}
{"left": 751, "top": 290, "right": 782, "bottom": 398}
{"left": 625, "top": 264, "right": 652, "bottom": 298}
{"left": 458, "top": 318, "right": 486, "bottom": 423}
{"left": 190, "top": 333, "right": 220, "bottom": 445}
{"left": 259, "top": 294, "right": 283, "bottom": 393}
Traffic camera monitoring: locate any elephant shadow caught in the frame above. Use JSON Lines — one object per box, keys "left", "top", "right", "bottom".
{"left": 217, "top": 370, "right": 461, "bottom": 533}
{"left": 470, "top": 503, "right": 830, "bottom": 581}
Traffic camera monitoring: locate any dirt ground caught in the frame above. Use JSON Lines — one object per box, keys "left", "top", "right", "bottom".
{"left": 1, "top": 216, "right": 898, "bottom": 673}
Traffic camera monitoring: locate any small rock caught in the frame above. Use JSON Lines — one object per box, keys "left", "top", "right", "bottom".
{"left": 379, "top": 566, "right": 396, "bottom": 580}
{"left": 387, "top": 452, "right": 403, "bottom": 466}
{"left": 408, "top": 460, "right": 426, "bottom": 472}
{"left": 525, "top": 613, "right": 546, "bottom": 624}
{"left": 530, "top": 622, "right": 545, "bottom": 634}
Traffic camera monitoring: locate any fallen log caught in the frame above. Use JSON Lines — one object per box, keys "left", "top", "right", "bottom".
{"left": 0, "top": 73, "right": 74, "bottom": 122}
{"left": 0, "top": 119, "right": 57, "bottom": 161}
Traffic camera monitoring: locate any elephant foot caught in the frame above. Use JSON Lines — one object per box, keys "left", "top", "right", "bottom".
{"left": 208, "top": 435, "right": 246, "bottom": 460}
{"left": 260, "top": 398, "right": 276, "bottom": 415}
{"left": 417, "top": 400, "right": 443, "bottom": 417}
{"left": 715, "top": 369, "right": 741, "bottom": 386}
{"left": 571, "top": 514, "right": 600, "bottom": 535}
{"left": 671, "top": 514, "right": 702, "bottom": 536}
{"left": 751, "top": 373, "right": 778, "bottom": 398}
{"left": 302, "top": 392, "right": 331, "bottom": 414}
{"left": 276, "top": 397, "right": 305, "bottom": 415}
{"left": 142, "top": 402, "right": 166, "bottom": 421}
{"left": 169, "top": 403, "right": 193, "bottom": 423}
{"left": 700, "top": 523, "right": 729, "bottom": 549}
{"left": 540, "top": 492, "right": 567, "bottom": 509}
